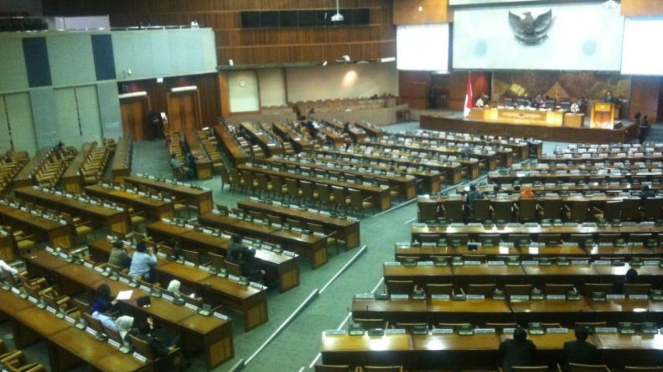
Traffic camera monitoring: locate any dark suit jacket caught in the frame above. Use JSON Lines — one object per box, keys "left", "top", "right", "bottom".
{"left": 563, "top": 340, "right": 599, "bottom": 366}
{"left": 500, "top": 339, "right": 536, "bottom": 372}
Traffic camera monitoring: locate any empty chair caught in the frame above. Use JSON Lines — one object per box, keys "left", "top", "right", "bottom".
{"left": 621, "top": 198, "right": 642, "bottom": 221}
{"left": 269, "top": 175, "right": 288, "bottom": 201}
{"left": 448, "top": 233, "right": 470, "bottom": 247}
{"left": 419, "top": 202, "right": 440, "bottom": 222}
{"left": 569, "top": 234, "right": 594, "bottom": 247}
{"left": 575, "top": 322, "right": 607, "bottom": 330}
{"left": 314, "top": 365, "right": 353, "bottom": 372}
{"left": 286, "top": 178, "right": 302, "bottom": 204}
{"left": 462, "top": 254, "right": 487, "bottom": 262}
{"left": 348, "top": 188, "right": 372, "bottom": 216}
{"left": 316, "top": 184, "right": 334, "bottom": 209}
{"left": 479, "top": 234, "right": 500, "bottom": 247}
{"left": 539, "top": 233, "right": 561, "bottom": 246}
{"left": 629, "top": 233, "right": 653, "bottom": 243}
{"left": 507, "top": 233, "right": 532, "bottom": 248}
{"left": 331, "top": 186, "right": 348, "bottom": 212}
{"left": 584, "top": 283, "right": 613, "bottom": 297}
{"left": 181, "top": 249, "right": 201, "bottom": 265}
{"left": 544, "top": 284, "right": 575, "bottom": 295}
{"left": 642, "top": 198, "right": 663, "bottom": 220}
{"left": 623, "top": 283, "right": 652, "bottom": 295}
{"left": 442, "top": 199, "right": 464, "bottom": 222}
{"left": 466, "top": 283, "right": 497, "bottom": 295}
{"left": 516, "top": 199, "right": 538, "bottom": 222}
{"left": 598, "top": 233, "right": 621, "bottom": 244}
{"left": 392, "top": 322, "right": 428, "bottom": 333}
{"left": 565, "top": 200, "right": 590, "bottom": 222}
{"left": 471, "top": 199, "right": 492, "bottom": 222}
{"left": 594, "top": 200, "right": 621, "bottom": 221}
{"left": 538, "top": 198, "right": 562, "bottom": 219}
{"left": 386, "top": 280, "right": 415, "bottom": 295}
{"left": 419, "top": 234, "right": 441, "bottom": 243}
{"left": 353, "top": 318, "right": 386, "bottom": 330}
{"left": 435, "top": 323, "right": 473, "bottom": 330}
{"left": 300, "top": 180, "right": 319, "bottom": 206}
{"left": 493, "top": 200, "right": 514, "bottom": 222}
{"left": 568, "top": 363, "right": 611, "bottom": 372}
{"left": 424, "top": 283, "right": 453, "bottom": 296}
{"left": 505, "top": 284, "right": 533, "bottom": 296}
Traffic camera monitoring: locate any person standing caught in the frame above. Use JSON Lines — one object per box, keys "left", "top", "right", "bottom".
{"left": 639, "top": 116, "right": 650, "bottom": 144}
{"left": 563, "top": 326, "right": 599, "bottom": 367}
{"left": 499, "top": 327, "right": 537, "bottom": 372}
{"left": 465, "top": 184, "right": 484, "bottom": 220}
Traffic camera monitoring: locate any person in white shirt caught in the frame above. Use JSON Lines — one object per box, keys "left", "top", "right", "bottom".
{"left": 0, "top": 260, "right": 18, "bottom": 276}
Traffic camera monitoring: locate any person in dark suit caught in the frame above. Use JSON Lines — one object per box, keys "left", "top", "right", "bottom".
{"left": 613, "top": 268, "right": 639, "bottom": 294}
{"left": 499, "top": 327, "right": 537, "bottom": 372}
{"left": 563, "top": 326, "right": 599, "bottom": 368}
{"left": 639, "top": 185, "right": 656, "bottom": 200}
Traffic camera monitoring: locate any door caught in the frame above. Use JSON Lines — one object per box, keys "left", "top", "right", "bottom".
{"left": 120, "top": 98, "right": 149, "bottom": 141}
{"left": 167, "top": 91, "right": 200, "bottom": 133}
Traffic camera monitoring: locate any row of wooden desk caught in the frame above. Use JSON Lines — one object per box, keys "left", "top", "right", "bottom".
{"left": 382, "top": 261, "right": 663, "bottom": 289}
{"left": 12, "top": 147, "right": 51, "bottom": 189}
{"left": 61, "top": 142, "right": 96, "bottom": 193}
{"left": 145, "top": 220, "right": 301, "bottom": 292}
{"left": 238, "top": 163, "right": 392, "bottom": 211}
{"left": 213, "top": 124, "right": 249, "bottom": 166}
{"left": 240, "top": 122, "right": 284, "bottom": 157}
{"left": 15, "top": 186, "right": 131, "bottom": 234}
{"left": 87, "top": 239, "right": 269, "bottom": 331}
{"left": 0, "top": 201, "right": 71, "bottom": 249}
{"left": 264, "top": 156, "right": 418, "bottom": 200}
{"left": 111, "top": 136, "right": 132, "bottom": 183}
{"left": 302, "top": 151, "right": 443, "bottom": 194}
{"left": 321, "top": 330, "right": 663, "bottom": 370}
{"left": 351, "top": 295, "right": 663, "bottom": 330}
{"left": 125, "top": 175, "right": 213, "bottom": 214}
{"left": 272, "top": 122, "right": 314, "bottom": 153}
{"left": 489, "top": 170, "right": 663, "bottom": 185}
{"left": 86, "top": 184, "right": 174, "bottom": 221}
{"left": 0, "top": 288, "right": 152, "bottom": 372}
{"left": 183, "top": 130, "right": 214, "bottom": 180}
{"left": 23, "top": 250, "right": 234, "bottom": 370}
{"left": 456, "top": 182, "right": 663, "bottom": 195}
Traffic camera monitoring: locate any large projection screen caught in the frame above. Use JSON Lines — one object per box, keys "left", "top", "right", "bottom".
{"left": 397, "top": 24, "right": 449, "bottom": 71}
{"left": 453, "top": 3, "right": 624, "bottom": 70}
{"left": 622, "top": 17, "right": 663, "bottom": 75}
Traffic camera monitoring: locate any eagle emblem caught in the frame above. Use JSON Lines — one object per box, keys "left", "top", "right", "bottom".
{"left": 508, "top": 10, "right": 553, "bottom": 45}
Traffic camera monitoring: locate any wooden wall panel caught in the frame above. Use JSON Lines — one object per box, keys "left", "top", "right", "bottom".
{"left": 629, "top": 76, "right": 661, "bottom": 121}
{"left": 449, "top": 71, "right": 490, "bottom": 111}
{"left": 393, "top": 0, "right": 451, "bottom": 25}
{"left": 42, "top": 0, "right": 397, "bottom": 66}
{"left": 621, "top": 0, "right": 663, "bottom": 16}
{"left": 399, "top": 70, "right": 431, "bottom": 109}
{"left": 119, "top": 73, "right": 220, "bottom": 128}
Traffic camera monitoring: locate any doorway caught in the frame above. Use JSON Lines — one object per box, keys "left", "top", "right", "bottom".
{"left": 120, "top": 97, "right": 150, "bottom": 140}
{"left": 167, "top": 91, "right": 201, "bottom": 133}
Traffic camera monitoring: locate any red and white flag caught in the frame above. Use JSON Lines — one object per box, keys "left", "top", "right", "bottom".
{"left": 463, "top": 72, "right": 473, "bottom": 117}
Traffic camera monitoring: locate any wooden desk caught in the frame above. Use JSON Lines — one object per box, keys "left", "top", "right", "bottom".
{"left": 587, "top": 298, "right": 663, "bottom": 324}
{"left": 237, "top": 199, "right": 361, "bottom": 249}
{"left": 238, "top": 164, "right": 392, "bottom": 211}
{"left": 61, "top": 142, "right": 95, "bottom": 193}
{"left": 265, "top": 156, "right": 417, "bottom": 200}
{"left": 303, "top": 151, "right": 442, "bottom": 194}
{"left": 594, "top": 332, "right": 663, "bottom": 368}
{"left": 144, "top": 222, "right": 300, "bottom": 292}
{"left": 154, "top": 260, "right": 269, "bottom": 331}
{"left": 321, "top": 333, "right": 411, "bottom": 367}
{"left": 272, "top": 122, "right": 313, "bottom": 152}
{"left": 111, "top": 136, "right": 132, "bottom": 183}
{"left": 184, "top": 131, "right": 213, "bottom": 180}
{"left": 452, "top": 264, "right": 526, "bottom": 287}
{"left": 213, "top": 124, "right": 248, "bottom": 166}
{"left": 125, "top": 175, "right": 213, "bottom": 214}
{"left": 384, "top": 264, "right": 453, "bottom": 287}
{"left": 23, "top": 250, "right": 234, "bottom": 370}
{"left": 15, "top": 186, "right": 130, "bottom": 234}
{"left": 413, "top": 333, "right": 502, "bottom": 370}
{"left": 0, "top": 202, "right": 71, "bottom": 248}
{"left": 12, "top": 147, "right": 51, "bottom": 189}
{"left": 0, "top": 229, "right": 14, "bottom": 261}
{"left": 395, "top": 243, "right": 519, "bottom": 260}
{"left": 86, "top": 184, "right": 174, "bottom": 221}
{"left": 509, "top": 298, "right": 594, "bottom": 324}
{"left": 355, "top": 121, "right": 386, "bottom": 137}
{"left": 593, "top": 264, "right": 663, "bottom": 287}
{"left": 240, "top": 122, "right": 283, "bottom": 157}
{"left": 522, "top": 264, "right": 598, "bottom": 289}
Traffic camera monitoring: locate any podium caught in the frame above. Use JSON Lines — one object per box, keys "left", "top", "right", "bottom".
{"left": 590, "top": 102, "right": 616, "bottom": 129}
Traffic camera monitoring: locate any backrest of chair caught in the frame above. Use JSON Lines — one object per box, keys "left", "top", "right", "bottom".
{"left": 505, "top": 284, "right": 533, "bottom": 296}
{"left": 539, "top": 233, "right": 561, "bottom": 245}
{"left": 286, "top": 218, "right": 304, "bottom": 229}
{"left": 444, "top": 199, "right": 464, "bottom": 222}
{"left": 419, "top": 234, "right": 440, "bottom": 243}
{"left": 643, "top": 198, "right": 663, "bottom": 219}
{"left": 603, "top": 200, "right": 622, "bottom": 221}
{"left": 513, "top": 366, "right": 550, "bottom": 372}
{"left": 542, "top": 198, "right": 562, "bottom": 219}
{"left": 519, "top": 199, "right": 538, "bottom": 221}
{"left": 353, "top": 318, "right": 385, "bottom": 330}
{"left": 569, "top": 200, "right": 590, "bottom": 221}
{"left": 182, "top": 249, "right": 200, "bottom": 265}
{"left": 419, "top": 202, "right": 440, "bottom": 222}
{"left": 493, "top": 200, "right": 513, "bottom": 221}
{"left": 349, "top": 189, "right": 365, "bottom": 209}
{"left": 570, "top": 234, "right": 594, "bottom": 247}
{"left": 314, "top": 365, "right": 352, "bottom": 372}
{"left": 300, "top": 181, "right": 314, "bottom": 199}
{"left": 584, "top": 283, "right": 613, "bottom": 297}
{"left": 629, "top": 233, "right": 653, "bottom": 243}
{"left": 266, "top": 214, "right": 282, "bottom": 225}
{"left": 485, "top": 322, "right": 518, "bottom": 330}
{"left": 424, "top": 283, "right": 453, "bottom": 296}
{"left": 73, "top": 298, "right": 90, "bottom": 315}
{"left": 448, "top": 233, "right": 470, "bottom": 246}
{"left": 84, "top": 313, "right": 106, "bottom": 337}
{"left": 478, "top": 234, "right": 500, "bottom": 247}
{"left": 317, "top": 184, "right": 331, "bottom": 202}
{"left": 127, "top": 334, "right": 155, "bottom": 361}
{"left": 307, "top": 222, "right": 324, "bottom": 234}
{"left": 621, "top": 198, "right": 642, "bottom": 220}
{"left": 568, "top": 363, "right": 610, "bottom": 372}
{"left": 467, "top": 283, "right": 497, "bottom": 295}
{"left": 462, "top": 254, "right": 487, "bottom": 263}
{"left": 209, "top": 252, "right": 227, "bottom": 270}
{"left": 623, "top": 283, "right": 652, "bottom": 295}
{"left": 103, "top": 324, "right": 125, "bottom": 345}
{"left": 472, "top": 199, "right": 492, "bottom": 221}
{"left": 363, "top": 366, "right": 402, "bottom": 372}
{"left": 598, "top": 233, "right": 620, "bottom": 243}
{"left": 393, "top": 322, "right": 428, "bottom": 333}
{"left": 286, "top": 178, "right": 299, "bottom": 197}
{"left": 386, "top": 280, "right": 415, "bottom": 295}
{"left": 270, "top": 174, "right": 283, "bottom": 189}
{"left": 331, "top": 186, "right": 345, "bottom": 204}
{"left": 544, "top": 283, "right": 574, "bottom": 295}
{"left": 225, "top": 260, "right": 242, "bottom": 276}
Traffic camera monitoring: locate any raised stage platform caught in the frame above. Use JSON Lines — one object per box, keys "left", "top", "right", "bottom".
{"left": 420, "top": 112, "right": 638, "bottom": 144}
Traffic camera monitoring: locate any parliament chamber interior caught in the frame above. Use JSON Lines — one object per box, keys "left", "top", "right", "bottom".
{"left": 2, "top": 0, "right": 663, "bottom": 371}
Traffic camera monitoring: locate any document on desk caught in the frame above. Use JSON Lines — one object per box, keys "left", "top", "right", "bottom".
{"left": 116, "top": 290, "right": 133, "bottom": 300}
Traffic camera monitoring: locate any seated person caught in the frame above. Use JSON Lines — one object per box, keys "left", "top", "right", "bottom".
{"left": 639, "top": 185, "right": 656, "bottom": 200}
{"left": 614, "top": 268, "right": 638, "bottom": 294}
{"left": 563, "top": 326, "right": 599, "bottom": 367}
{"left": 519, "top": 185, "right": 534, "bottom": 199}
{"left": 499, "top": 327, "right": 536, "bottom": 372}
{"left": 115, "top": 315, "right": 134, "bottom": 341}
{"left": 226, "top": 234, "right": 245, "bottom": 264}
{"left": 108, "top": 240, "right": 132, "bottom": 270}
{"left": 91, "top": 284, "right": 118, "bottom": 313}
{"left": 240, "top": 248, "right": 265, "bottom": 284}
{"left": 135, "top": 318, "right": 180, "bottom": 371}
{"left": 128, "top": 242, "right": 157, "bottom": 282}
{"left": 167, "top": 279, "right": 188, "bottom": 297}
{"left": 465, "top": 184, "right": 484, "bottom": 218}
{"left": 92, "top": 301, "right": 117, "bottom": 331}
{"left": 0, "top": 259, "right": 18, "bottom": 276}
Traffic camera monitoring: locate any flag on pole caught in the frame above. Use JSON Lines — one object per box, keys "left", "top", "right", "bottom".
{"left": 463, "top": 72, "right": 473, "bottom": 117}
